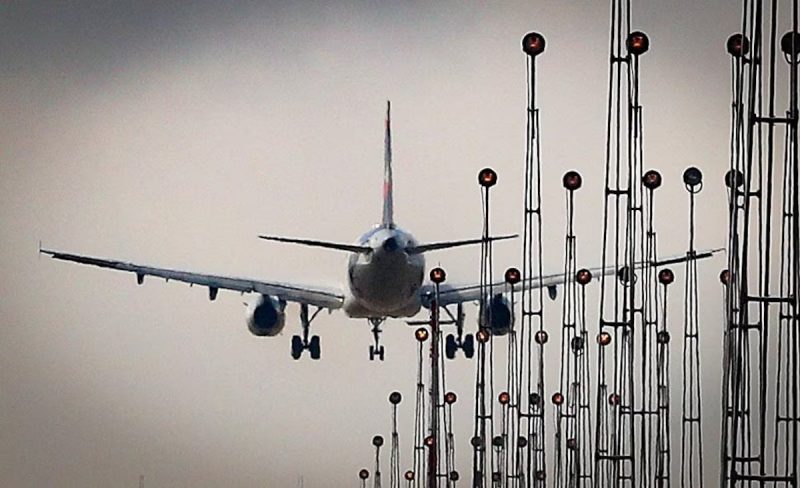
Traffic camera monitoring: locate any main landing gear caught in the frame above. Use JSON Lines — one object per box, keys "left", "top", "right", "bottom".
{"left": 291, "top": 304, "right": 323, "bottom": 360}
{"left": 369, "top": 317, "right": 386, "bottom": 361}
{"left": 443, "top": 303, "right": 475, "bottom": 360}
{"left": 407, "top": 303, "right": 475, "bottom": 360}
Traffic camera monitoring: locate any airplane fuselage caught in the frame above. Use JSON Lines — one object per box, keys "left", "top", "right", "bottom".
{"left": 343, "top": 225, "right": 425, "bottom": 319}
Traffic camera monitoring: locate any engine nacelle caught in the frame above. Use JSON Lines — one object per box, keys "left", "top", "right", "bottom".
{"left": 246, "top": 295, "right": 287, "bottom": 337}
{"left": 480, "top": 294, "right": 513, "bottom": 336}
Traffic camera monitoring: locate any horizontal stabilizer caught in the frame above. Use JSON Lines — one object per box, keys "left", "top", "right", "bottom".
{"left": 258, "top": 235, "right": 371, "bottom": 254}
{"left": 407, "top": 234, "right": 517, "bottom": 254}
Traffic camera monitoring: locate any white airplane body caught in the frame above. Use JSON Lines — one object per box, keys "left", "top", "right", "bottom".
{"left": 344, "top": 226, "right": 425, "bottom": 319}
{"left": 41, "top": 101, "right": 720, "bottom": 360}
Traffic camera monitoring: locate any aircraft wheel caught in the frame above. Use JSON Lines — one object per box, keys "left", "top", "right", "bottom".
{"left": 445, "top": 334, "right": 458, "bottom": 360}
{"left": 291, "top": 335, "right": 304, "bottom": 360}
{"left": 309, "top": 335, "right": 321, "bottom": 360}
{"left": 377, "top": 345, "right": 385, "bottom": 361}
{"left": 463, "top": 334, "right": 475, "bottom": 359}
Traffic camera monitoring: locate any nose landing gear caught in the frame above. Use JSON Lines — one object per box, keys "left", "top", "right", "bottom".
{"left": 368, "top": 317, "right": 386, "bottom": 361}
{"left": 291, "top": 304, "right": 323, "bottom": 360}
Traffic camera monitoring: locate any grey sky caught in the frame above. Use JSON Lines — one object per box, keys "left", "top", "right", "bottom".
{"left": 1, "top": 1, "right": 745, "bottom": 486}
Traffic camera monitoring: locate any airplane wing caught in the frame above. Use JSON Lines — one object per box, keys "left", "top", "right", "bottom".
{"left": 420, "top": 248, "right": 723, "bottom": 308}
{"left": 40, "top": 248, "right": 344, "bottom": 310}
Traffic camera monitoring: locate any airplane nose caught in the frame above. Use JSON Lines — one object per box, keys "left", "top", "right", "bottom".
{"left": 382, "top": 237, "right": 399, "bottom": 252}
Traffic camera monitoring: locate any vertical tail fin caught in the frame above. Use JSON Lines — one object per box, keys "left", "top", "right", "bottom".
{"left": 382, "top": 100, "right": 394, "bottom": 227}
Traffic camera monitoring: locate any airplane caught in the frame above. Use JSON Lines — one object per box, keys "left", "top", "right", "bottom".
{"left": 40, "top": 101, "right": 721, "bottom": 361}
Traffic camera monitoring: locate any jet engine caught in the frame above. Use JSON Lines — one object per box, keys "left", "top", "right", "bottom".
{"left": 246, "top": 295, "right": 287, "bottom": 337}
{"left": 480, "top": 294, "right": 513, "bottom": 336}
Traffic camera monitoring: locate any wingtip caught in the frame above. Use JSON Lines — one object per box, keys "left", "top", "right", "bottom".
{"left": 256, "top": 234, "right": 288, "bottom": 243}
{"left": 698, "top": 247, "right": 727, "bottom": 258}
{"left": 257, "top": 235, "right": 281, "bottom": 243}
{"left": 37, "top": 241, "right": 54, "bottom": 258}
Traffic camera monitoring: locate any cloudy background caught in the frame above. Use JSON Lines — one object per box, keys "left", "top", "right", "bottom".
{"left": 0, "top": 1, "right": 758, "bottom": 486}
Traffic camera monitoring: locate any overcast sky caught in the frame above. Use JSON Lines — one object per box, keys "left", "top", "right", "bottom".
{"left": 0, "top": 1, "right": 752, "bottom": 486}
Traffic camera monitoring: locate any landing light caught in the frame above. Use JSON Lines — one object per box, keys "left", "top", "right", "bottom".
{"left": 617, "top": 265, "right": 634, "bottom": 284}
{"left": 521, "top": 32, "right": 546, "bottom": 57}
{"left": 498, "top": 391, "right": 510, "bottom": 405}
{"left": 626, "top": 31, "right": 650, "bottom": 55}
{"left": 726, "top": 33, "right": 750, "bottom": 57}
{"left": 415, "top": 328, "right": 429, "bottom": 342}
{"left": 642, "top": 170, "right": 662, "bottom": 190}
{"left": 562, "top": 170, "right": 582, "bottom": 191}
{"left": 720, "top": 269, "right": 731, "bottom": 285}
{"left": 683, "top": 167, "right": 703, "bottom": 190}
{"left": 781, "top": 31, "right": 800, "bottom": 57}
{"left": 430, "top": 267, "right": 446, "bottom": 284}
{"left": 658, "top": 268, "right": 675, "bottom": 286}
{"left": 725, "top": 169, "right": 744, "bottom": 189}
{"left": 576, "top": 268, "right": 592, "bottom": 285}
{"left": 478, "top": 168, "right": 498, "bottom": 188}
{"left": 505, "top": 267, "right": 521, "bottom": 285}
